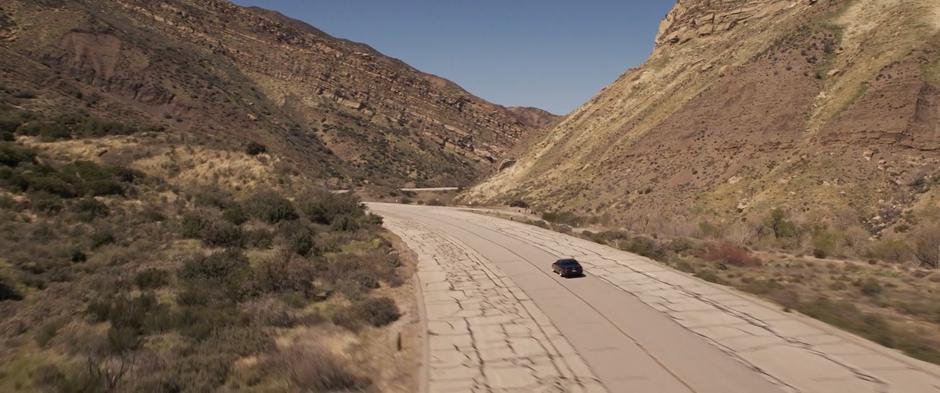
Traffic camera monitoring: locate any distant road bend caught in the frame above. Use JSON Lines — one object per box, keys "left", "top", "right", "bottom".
{"left": 368, "top": 203, "right": 940, "bottom": 393}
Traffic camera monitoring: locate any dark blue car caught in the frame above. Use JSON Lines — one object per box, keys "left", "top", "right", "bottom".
{"left": 552, "top": 258, "right": 583, "bottom": 278}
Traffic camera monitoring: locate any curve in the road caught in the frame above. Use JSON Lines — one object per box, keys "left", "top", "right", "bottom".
{"left": 371, "top": 203, "right": 940, "bottom": 393}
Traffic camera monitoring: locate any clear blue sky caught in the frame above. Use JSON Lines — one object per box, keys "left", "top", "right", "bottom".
{"left": 231, "top": 1, "right": 676, "bottom": 115}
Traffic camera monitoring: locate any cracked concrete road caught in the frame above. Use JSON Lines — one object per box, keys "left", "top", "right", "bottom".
{"left": 369, "top": 203, "right": 940, "bottom": 393}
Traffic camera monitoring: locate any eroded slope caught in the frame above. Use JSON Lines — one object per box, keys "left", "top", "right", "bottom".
{"left": 468, "top": 0, "right": 940, "bottom": 236}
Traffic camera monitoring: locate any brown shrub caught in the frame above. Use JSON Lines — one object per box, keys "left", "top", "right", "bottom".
{"left": 702, "top": 242, "right": 761, "bottom": 267}
{"left": 332, "top": 297, "right": 400, "bottom": 330}
{"left": 866, "top": 238, "right": 911, "bottom": 263}
{"left": 271, "top": 345, "right": 370, "bottom": 391}
{"left": 913, "top": 224, "right": 940, "bottom": 268}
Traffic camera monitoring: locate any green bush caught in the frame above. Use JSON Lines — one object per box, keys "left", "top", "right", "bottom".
{"left": 200, "top": 219, "right": 244, "bottom": 248}
{"left": 157, "top": 352, "right": 235, "bottom": 392}
{"left": 583, "top": 229, "right": 630, "bottom": 245}
{"left": 90, "top": 230, "right": 115, "bottom": 249}
{"left": 0, "top": 142, "right": 36, "bottom": 167}
{"left": 697, "top": 221, "right": 722, "bottom": 238}
{"left": 365, "top": 213, "right": 383, "bottom": 225}
{"left": 2, "top": 159, "right": 133, "bottom": 199}
{"left": 12, "top": 91, "right": 35, "bottom": 99}
{"left": 274, "top": 346, "right": 371, "bottom": 392}
{"left": 207, "top": 326, "right": 274, "bottom": 357}
{"left": 77, "top": 117, "right": 137, "bottom": 138}
{"left": 325, "top": 251, "right": 399, "bottom": 295}
{"left": 694, "top": 269, "right": 726, "bottom": 284}
{"left": 82, "top": 179, "right": 124, "bottom": 196}
{"left": 764, "top": 208, "right": 799, "bottom": 239}
{"left": 192, "top": 187, "right": 235, "bottom": 209}
{"left": 255, "top": 257, "right": 316, "bottom": 295}
{"left": 867, "top": 238, "right": 911, "bottom": 263}
{"left": 59, "top": 161, "right": 128, "bottom": 196}
{"left": 621, "top": 236, "right": 666, "bottom": 260}
{"left": 811, "top": 229, "right": 839, "bottom": 258}
{"left": 222, "top": 204, "right": 248, "bottom": 225}
{"left": 913, "top": 224, "right": 940, "bottom": 268}
{"left": 178, "top": 250, "right": 255, "bottom": 302}
{"left": 333, "top": 297, "right": 400, "bottom": 330}
{"left": 141, "top": 205, "right": 166, "bottom": 222}
{"left": 245, "top": 141, "right": 267, "bottom": 156}
{"left": 135, "top": 268, "right": 170, "bottom": 289}
{"left": 0, "top": 111, "right": 30, "bottom": 133}
{"left": 330, "top": 214, "right": 360, "bottom": 232}
{"left": 0, "top": 194, "right": 14, "bottom": 209}
{"left": 24, "top": 173, "right": 76, "bottom": 198}
{"left": 32, "top": 363, "right": 104, "bottom": 393}
{"left": 245, "top": 191, "right": 297, "bottom": 224}
{"left": 179, "top": 249, "right": 251, "bottom": 283}
{"left": 860, "top": 279, "right": 882, "bottom": 297}
{"left": 0, "top": 280, "right": 23, "bottom": 301}
{"left": 73, "top": 197, "right": 109, "bottom": 221}
{"left": 70, "top": 248, "right": 87, "bottom": 263}
{"left": 300, "top": 191, "right": 363, "bottom": 225}
{"left": 180, "top": 212, "right": 210, "bottom": 238}
{"left": 244, "top": 228, "right": 274, "bottom": 249}
{"left": 174, "top": 303, "right": 243, "bottom": 339}
{"left": 35, "top": 318, "right": 66, "bottom": 347}
{"left": 29, "top": 192, "right": 65, "bottom": 214}
{"left": 87, "top": 292, "right": 174, "bottom": 353}
{"left": 278, "top": 221, "right": 315, "bottom": 256}
{"left": 16, "top": 113, "right": 138, "bottom": 140}
{"left": 541, "top": 211, "right": 584, "bottom": 227}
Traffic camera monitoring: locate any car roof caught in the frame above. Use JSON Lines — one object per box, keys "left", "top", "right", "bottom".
{"left": 555, "top": 258, "right": 579, "bottom": 264}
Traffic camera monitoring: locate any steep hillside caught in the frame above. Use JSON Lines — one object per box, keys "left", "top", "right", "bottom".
{"left": 0, "top": 0, "right": 546, "bottom": 188}
{"left": 468, "top": 0, "right": 940, "bottom": 243}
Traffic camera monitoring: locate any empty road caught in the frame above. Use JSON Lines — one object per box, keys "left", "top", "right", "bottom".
{"left": 369, "top": 203, "right": 940, "bottom": 393}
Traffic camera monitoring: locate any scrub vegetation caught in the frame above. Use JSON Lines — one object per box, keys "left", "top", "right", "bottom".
{"left": 0, "top": 105, "right": 413, "bottom": 392}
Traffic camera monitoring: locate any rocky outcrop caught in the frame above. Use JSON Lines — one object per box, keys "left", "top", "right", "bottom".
{"left": 468, "top": 0, "right": 940, "bottom": 235}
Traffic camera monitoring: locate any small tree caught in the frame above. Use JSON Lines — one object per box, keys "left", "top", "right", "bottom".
{"left": 913, "top": 224, "right": 940, "bottom": 268}
{"left": 765, "top": 208, "right": 798, "bottom": 239}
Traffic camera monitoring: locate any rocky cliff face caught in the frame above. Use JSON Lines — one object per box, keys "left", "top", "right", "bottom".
{"left": 468, "top": 0, "right": 940, "bottom": 236}
{"left": 0, "top": 0, "right": 549, "bottom": 187}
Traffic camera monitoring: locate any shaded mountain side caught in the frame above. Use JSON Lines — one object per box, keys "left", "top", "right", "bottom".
{"left": 467, "top": 0, "right": 940, "bottom": 239}
{"left": 0, "top": 0, "right": 549, "bottom": 188}
{"left": 506, "top": 106, "right": 560, "bottom": 130}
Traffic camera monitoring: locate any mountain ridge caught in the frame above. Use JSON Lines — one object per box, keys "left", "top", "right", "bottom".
{"left": 0, "top": 0, "right": 554, "bottom": 189}
{"left": 467, "top": 0, "right": 940, "bottom": 241}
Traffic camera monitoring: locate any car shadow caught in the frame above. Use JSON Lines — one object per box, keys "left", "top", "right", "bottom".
{"left": 561, "top": 273, "right": 586, "bottom": 279}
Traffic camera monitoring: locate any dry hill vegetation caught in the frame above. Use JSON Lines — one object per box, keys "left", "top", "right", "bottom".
{"left": 0, "top": 85, "right": 418, "bottom": 392}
